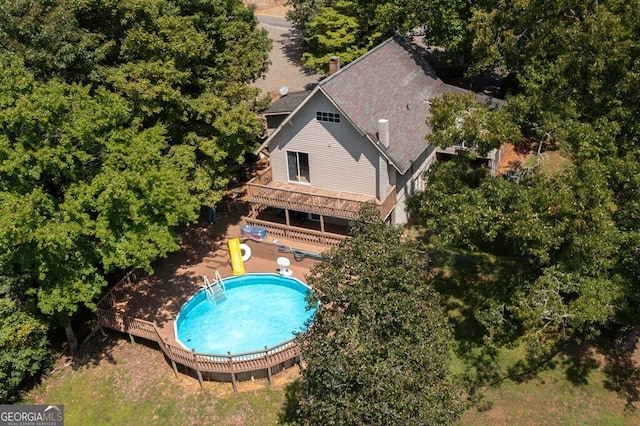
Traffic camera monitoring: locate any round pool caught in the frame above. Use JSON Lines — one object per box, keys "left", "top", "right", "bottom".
{"left": 175, "top": 273, "right": 316, "bottom": 355}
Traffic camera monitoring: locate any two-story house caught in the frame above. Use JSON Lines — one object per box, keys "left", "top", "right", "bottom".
{"left": 243, "top": 35, "right": 502, "bottom": 246}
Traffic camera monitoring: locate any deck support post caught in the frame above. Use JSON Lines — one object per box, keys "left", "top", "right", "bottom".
{"left": 196, "top": 369, "right": 204, "bottom": 390}
{"left": 171, "top": 359, "right": 179, "bottom": 377}
{"left": 228, "top": 352, "right": 238, "bottom": 393}
{"left": 320, "top": 215, "right": 325, "bottom": 233}
{"left": 128, "top": 333, "right": 135, "bottom": 344}
{"left": 265, "top": 346, "right": 273, "bottom": 386}
{"left": 231, "top": 372, "right": 237, "bottom": 393}
{"left": 284, "top": 209, "right": 291, "bottom": 239}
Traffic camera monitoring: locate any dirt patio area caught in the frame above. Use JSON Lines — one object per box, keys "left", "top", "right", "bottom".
{"left": 245, "top": 0, "right": 289, "bottom": 18}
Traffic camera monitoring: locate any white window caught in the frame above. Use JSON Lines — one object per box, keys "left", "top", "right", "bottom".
{"left": 412, "top": 173, "right": 423, "bottom": 194}
{"left": 287, "top": 151, "right": 310, "bottom": 183}
{"left": 316, "top": 111, "right": 341, "bottom": 123}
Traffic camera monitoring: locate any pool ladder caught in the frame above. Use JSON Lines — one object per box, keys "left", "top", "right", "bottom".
{"left": 203, "top": 271, "right": 226, "bottom": 304}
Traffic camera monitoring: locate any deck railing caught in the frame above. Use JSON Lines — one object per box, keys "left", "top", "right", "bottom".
{"left": 246, "top": 167, "right": 396, "bottom": 221}
{"left": 250, "top": 166, "right": 273, "bottom": 186}
{"left": 241, "top": 217, "right": 345, "bottom": 247}
{"left": 95, "top": 270, "right": 301, "bottom": 391}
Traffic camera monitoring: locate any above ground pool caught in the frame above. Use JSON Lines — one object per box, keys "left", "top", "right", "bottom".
{"left": 175, "top": 273, "right": 316, "bottom": 355}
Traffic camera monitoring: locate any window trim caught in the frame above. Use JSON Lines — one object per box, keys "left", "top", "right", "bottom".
{"left": 286, "top": 150, "right": 311, "bottom": 184}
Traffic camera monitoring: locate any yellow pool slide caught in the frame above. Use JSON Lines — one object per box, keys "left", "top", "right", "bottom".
{"left": 227, "top": 238, "right": 247, "bottom": 275}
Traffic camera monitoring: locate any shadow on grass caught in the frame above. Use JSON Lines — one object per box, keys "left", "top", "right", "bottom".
{"left": 432, "top": 252, "right": 497, "bottom": 345}
{"left": 601, "top": 331, "right": 640, "bottom": 411}
{"left": 560, "top": 339, "right": 599, "bottom": 386}
{"left": 432, "top": 250, "right": 522, "bottom": 396}
{"left": 432, "top": 249, "right": 588, "bottom": 398}
{"left": 278, "top": 378, "right": 303, "bottom": 425}
{"left": 71, "top": 329, "right": 157, "bottom": 370}
{"left": 433, "top": 250, "right": 524, "bottom": 348}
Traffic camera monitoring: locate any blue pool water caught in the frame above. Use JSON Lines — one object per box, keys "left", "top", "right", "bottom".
{"left": 175, "top": 273, "right": 316, "bottom": 355}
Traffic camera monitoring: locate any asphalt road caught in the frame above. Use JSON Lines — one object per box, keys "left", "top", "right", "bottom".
{"left": 257, "top": 15, "right": 291, "bottom": 30}
{"left": 251, "top": 16, "right": 322, "bottom": 96}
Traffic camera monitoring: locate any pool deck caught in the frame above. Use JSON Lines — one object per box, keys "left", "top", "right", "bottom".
{"left": 109, "top": 212, "right": 326, "bottom": 347}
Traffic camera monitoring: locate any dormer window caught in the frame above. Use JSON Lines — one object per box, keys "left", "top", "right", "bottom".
{"left": 316, "top": 111, "right": 341, "bottom": 123}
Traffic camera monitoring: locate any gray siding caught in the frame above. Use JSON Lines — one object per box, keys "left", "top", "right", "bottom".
{"left": 393, "top": 145, "right": 437, "bottom": 225}
{"left": 266, "top": 90, "right": 439, "bottom": 226}
{"left": 268, "top": 92, "right": 380, "bottom": 197}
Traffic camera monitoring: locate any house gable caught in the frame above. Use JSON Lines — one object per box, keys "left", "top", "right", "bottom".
{"left": 267, "top": 90, "right": 382, "bottom": 197}
{"left": 253, "top": 35, "right": 504, "bottom": 228}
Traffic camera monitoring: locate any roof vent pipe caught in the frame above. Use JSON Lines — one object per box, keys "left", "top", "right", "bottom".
{"left": 378, "top": 119, "right": 390, "bottom": 147}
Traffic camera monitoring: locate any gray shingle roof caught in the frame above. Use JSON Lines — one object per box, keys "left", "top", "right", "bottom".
{"left": 261, "top": 91, "right": 311, "bottom": 115}
{"left": 319, "top": 35, "right": 470, "bottom": 174}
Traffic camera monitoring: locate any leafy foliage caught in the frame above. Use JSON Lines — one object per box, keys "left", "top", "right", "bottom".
{"left": 399, "top": 0, "right": 640, "bottom": 368}
{"left": 0, "top": 277, "right": 49, "bottom": 403}
{"left": 287, "top": 0, "right": 495, "bottom": 72}
{"left": 470, "top": 0, "right": 640, "bottom": 156}
{"left": 408, "top": 152, "right": 629, "bottom": 358}
{"left": 0, "top": 0, "right": 271, "bottom": 396}
{"left": 1, "top": 0, "right": 272, "bottom": 206}
{"left": 300, "top": 1, "right": 367, "bottom": 72}
{"left": 428, "top": 92, "right": 521, "bottom": 155}
{"left": 284, "top": 207, "right": 465, "bottom": 424}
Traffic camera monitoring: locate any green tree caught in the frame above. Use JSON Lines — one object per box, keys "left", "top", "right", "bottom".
{"left": 407, "top": 154, "right": 627, "bottom": 358}
{"left": 284, "top": 207, "right": 465, "bottom": 424}
{"left": 428, "top": 92, "right": 521, "bottom": 156}
{"left": 1, "top": 0, "right": 272, "bottom": 206}
{"left": 301, "top": 0, "right": 367, "bottom": 72}
{"left": 0, "top": 0, "right": 100, "bottom": 81}
{"left": 470, "top": 0, "right": 640, "bottom": 157}
{"left": 0, "top": 0, "right": 273, "bottom": 397}
{"left": 401, "top": 0, "right": 640, "bottom": 358}
{"left": 288, "top": 0, "right": 495, "bottom": 72}
{"left": 0, "top": 276, "right": 49, "bottom": 403}
{"left": 0, "top": 57, "right": 200, "bottom": 356}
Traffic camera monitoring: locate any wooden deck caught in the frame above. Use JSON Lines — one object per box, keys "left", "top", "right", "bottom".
{"left": 246, "top": 166, "right": 396, "bottom": 221}
{"left": 95, "top": 218, "right": 325, "bottom": 389}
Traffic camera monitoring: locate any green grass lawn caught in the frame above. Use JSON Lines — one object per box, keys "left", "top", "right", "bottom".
{"left": 22, "top": 244, "right": 640, "bottom": 425}
{"left": 24, "top": 330, "right": 640, "bottom": 425}
{"left": 23, "top": 338, "right": 291, "bottom": 426}
{"left": 458, "top": 345, "right": 640, "bottom": 425}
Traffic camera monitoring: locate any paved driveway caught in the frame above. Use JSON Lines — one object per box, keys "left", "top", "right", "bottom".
{"left": 251, "top": 15, "right": 322, "bottom": 96}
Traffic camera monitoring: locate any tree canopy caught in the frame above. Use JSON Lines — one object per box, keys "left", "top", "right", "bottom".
{"left": 408, "top": 155, "right": 628, "bottom": 356}
{"left": 283, "top": 207, "right": 465, "bottom": 424}
{"left": 402, "top": 0, "right": 640, "bottom": 362}
{"left": 0, "top": 0, "right": 271, "bottom": 401}
{"left": 1, "top": 0, "right": 272, "bottom": 206}
{"left": 287, "top": 0, "right": 490, "bottom": 72}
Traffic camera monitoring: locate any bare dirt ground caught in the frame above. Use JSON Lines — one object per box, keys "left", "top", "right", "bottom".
{"left": 497, "top": 139, "right": 570, "bottom": 176}
{"left": 245, "top": 0, "right": 289, "bottom": 18}
{"left": 63, "top": 335, "right": 301, "bottom": 397}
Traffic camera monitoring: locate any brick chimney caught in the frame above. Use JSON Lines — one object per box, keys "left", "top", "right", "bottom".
{"left": 329, "top": 56, "right": 340, "bottom": 75}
